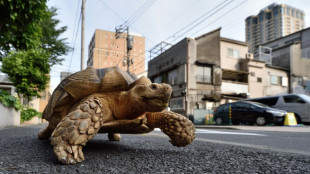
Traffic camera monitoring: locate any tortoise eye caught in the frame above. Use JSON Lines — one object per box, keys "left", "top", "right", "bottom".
{"left": 151, "top": 84, "right": 157, "bottom": 90}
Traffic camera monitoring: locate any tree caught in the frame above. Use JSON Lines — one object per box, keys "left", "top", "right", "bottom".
{"left": 0, "top": 1, "right": 71, "bottom": 100}
{"left": 1, "top": 49, "right": 50, "bottom": 101}
{"left": 40, "top": 7, "right": 71, "bottom": 66}
{"left": 0, "top": 0, "right": 48, "bottom": 58}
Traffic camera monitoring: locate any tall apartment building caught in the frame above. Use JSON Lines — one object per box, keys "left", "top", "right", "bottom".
{"left": 246, "top": 3, "right": 305, "bottom": 54}
{"left": 87, "top": 29, "right": 145, "bottom": 75}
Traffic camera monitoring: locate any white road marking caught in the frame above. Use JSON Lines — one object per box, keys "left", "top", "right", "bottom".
{"left": 195, "top": 129, "right": 267, "bottom": 136}
{"left": 153, "top": 128, "right": 310, "bottom": 156}
{"left": 155, "top": 128, "right": 266, "bottom": 136}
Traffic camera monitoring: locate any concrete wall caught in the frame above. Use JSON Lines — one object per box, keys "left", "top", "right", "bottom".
{"left": 247, "top": 59, "right": 289, "bottom": 98}
{"left": 265, "top": 67, "right": 289, "bottom": 96}
{"left": 220, "top": 40, "right": 249, "bottom": 70}
{"left": 196, "top": 29, "right": 220, "bottom": 65}
{"left": 248, "top": 60, "right": 266, "bottom": 98}
{"left": 291, "top": 43, "right": 310, "bottom": 77}
{"left": 148, "top": 38, "right": 187, "bottom": 78}
{"left": 0, "top": 103, "right": 20, "bottom": 128}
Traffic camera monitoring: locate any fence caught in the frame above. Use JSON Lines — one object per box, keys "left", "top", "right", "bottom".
{"left": 193, "top": 109, "right": 215, "bottom": 125}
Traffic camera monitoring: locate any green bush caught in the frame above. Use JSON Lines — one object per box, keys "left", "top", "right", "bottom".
{"left": 0, "top": 89, "right": 42, "bottom": 123}
{"left": 21, "top": 107, "right": 42, "bottom": 123}
{"left": 0, "top": 89, "right": 22, "bottom": 110}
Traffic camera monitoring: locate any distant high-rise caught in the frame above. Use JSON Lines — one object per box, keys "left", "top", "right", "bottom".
{"left": 246, "top": 3, "right": 305, "bottom": 54}
{"left": 87, "top": 29, "right": 145, "bottom": 75}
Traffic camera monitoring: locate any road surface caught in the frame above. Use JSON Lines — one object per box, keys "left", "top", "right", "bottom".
{"left": 0, "top": 124, "right": 309, "bottom": 173}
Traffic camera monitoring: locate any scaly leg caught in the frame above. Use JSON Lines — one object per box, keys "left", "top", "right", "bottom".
{"left": 38, "top": 112, "right": 62, "bottom": 139}
{"left": 99, "top": 118, "right": 153, "bottom": 141}
{"left": 51, "top": 98, "right": 103, "bottom": 164}
{"left": 99, "top": 118, "right": 151, "bottom": 133}
{"left": 108, "top": 133, "right": 121, "bottom": 141}
{"left": 146, "top": 111, "right": 196, "bottom": 147}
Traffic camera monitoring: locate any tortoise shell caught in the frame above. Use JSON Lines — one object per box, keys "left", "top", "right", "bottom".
{"left": 43, "top": 66, "right": 136, "bottom": 121}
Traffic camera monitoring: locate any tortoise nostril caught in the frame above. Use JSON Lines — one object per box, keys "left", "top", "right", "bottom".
{"left": 165, "top": 85, "right": 171, "bottom": 90}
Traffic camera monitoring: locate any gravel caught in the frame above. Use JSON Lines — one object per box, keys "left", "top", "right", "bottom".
{"left": 0, "top": 124, "right": 309, "bottom": 174}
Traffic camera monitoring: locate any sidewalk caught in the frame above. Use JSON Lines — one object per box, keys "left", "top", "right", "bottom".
{"left": 195, "top": 124, "right": 310, "bottom": 132}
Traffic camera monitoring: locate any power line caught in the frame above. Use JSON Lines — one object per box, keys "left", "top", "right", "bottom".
{"left": 126, "top": 0, "right": 157, "bottom": 26}
{"left": 68, "top": 12, "right": 82, "bottom": 73}
{"left": 147, "top": 0, "right": 234, "bottom": 59}
{"left": 191, "top": 0, "right": 249, "bottom": 36}
{"left": 151, "top": 0, "right": 201, "bottom": 40}
{"left": 99, "top": 0, "right": 126, "bottom": 21}
{"left": 130, "top": 0, "right": 254, "bottom": 71}
{"left": 51, "top": 0, "right": 81, "bottom": 77}
{"left": 168, "top": 0, "right": 234, "bottom": 43}
{"left": 221, "top": 0, "right": 273, "bottom": 34}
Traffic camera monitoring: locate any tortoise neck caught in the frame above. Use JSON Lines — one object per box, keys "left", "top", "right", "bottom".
{"left": 111, "top": 91, "right": 145, "bottom": 119}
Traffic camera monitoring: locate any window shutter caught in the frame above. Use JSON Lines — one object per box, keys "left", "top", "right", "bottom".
{"left": 282, "top": 77, "right": 288, "bottom": 86}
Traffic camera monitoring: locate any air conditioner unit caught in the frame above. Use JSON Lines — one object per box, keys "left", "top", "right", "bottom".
{"left": 245, "top": 53, "right": 253, "bottom": 59}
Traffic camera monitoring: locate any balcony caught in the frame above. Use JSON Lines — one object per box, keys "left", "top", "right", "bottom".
{"left": 221, "top": 81, "right": 248, "bottom": 97}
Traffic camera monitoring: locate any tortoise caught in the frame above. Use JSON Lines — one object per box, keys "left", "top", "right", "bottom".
{"left": 38, "top": 66, "right": 195, "bottom": 164}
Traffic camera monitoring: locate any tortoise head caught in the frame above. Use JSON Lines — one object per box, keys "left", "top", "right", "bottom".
{"left": 132, "top": 83, "right": 172, "bottom": 112}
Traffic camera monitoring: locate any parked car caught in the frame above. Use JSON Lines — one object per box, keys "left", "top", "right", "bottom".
{"left": 213, "top": 101, "right": 287, "bottom": 126}
{"left": 243, "top": 94, "right": 310, "bottom": 124}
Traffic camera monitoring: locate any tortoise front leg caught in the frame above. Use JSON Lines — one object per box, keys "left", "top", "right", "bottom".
{"left": 146, "top": 111, "right": 196, "bottom": 147}
{"left": 51, "top": 98, "right": 103, "bottom": 164}
{"left": 99, "top": 118, "right": 152, "bottom": 134}
{"left": 99, "top": 118, "right": 153, "bottom": 141}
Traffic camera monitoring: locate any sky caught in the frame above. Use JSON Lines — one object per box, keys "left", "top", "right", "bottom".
{"left": 46, "top": 0, "right": 310, "bottom": 92}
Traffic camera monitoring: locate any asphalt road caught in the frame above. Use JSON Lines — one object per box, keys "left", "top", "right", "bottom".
{"left": 193, "top": 128, "right": 310, "bottom": 155}
{"left": 0, "top": 124, "right": 310, "bottom": 173}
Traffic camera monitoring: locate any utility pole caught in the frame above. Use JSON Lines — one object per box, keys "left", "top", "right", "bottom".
{"left": 81, "top": 0, "right": 85, "bottom": 70}
{"left": 115, "top": 26, "right": 133, "bottom": 73}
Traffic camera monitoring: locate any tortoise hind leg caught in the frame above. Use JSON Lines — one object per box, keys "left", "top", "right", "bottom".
{"left": 51, "top": 98, "right": 103, "bottom": 164}
{"left": 108, "top": 133, "right": 121, "bottom": 141}
{"left": 38, "top": 123, "right": 55, "bottom": 140}
{"left": 38, "top": 115, "right": 62, "bottom": 139}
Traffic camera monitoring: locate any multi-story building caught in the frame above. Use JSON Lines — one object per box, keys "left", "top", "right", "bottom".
{"left": 246, "top": 3, "right": 305, "bottom": 54}
{"left": 87, "top": 29, "right": 145, "bottom": 75}
{"left": 259, "top": 27, "right": 310, "bottom": 95}
{"left": 148, "top": 28, "right": 289, "bottom": 120}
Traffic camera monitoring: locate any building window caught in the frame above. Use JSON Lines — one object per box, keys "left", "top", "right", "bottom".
{"left": 293, "top": 76, "right": 303, "bottom": 85}
{"left": 271, "top": 75, "right": 287, "bottom": 86}
{"left": 271, "top": 75, "right": 281, "bottom": 85}
{"left": 168, "top": 69, "right": 178, "bottom": 85}
{"left": 227, "top": 48, "right": 240, "bottom": 58}
{"left": 257, "top": 77, "right": 262, "bottom": 83}
{"left": 170, "top": 98, "right": 183, "bottom": 110}
{"left": 196, "top": 66, "right": 211, "bottom": 83}
{"left": 154, "top": 76, "right": 162, "bottom": 83}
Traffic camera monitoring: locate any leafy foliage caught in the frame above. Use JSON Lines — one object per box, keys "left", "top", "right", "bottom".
{"left": 21, "top": 107, "right": 42, "bottom": 123}
{"left": 1, "top": 49, "right": 50, "bottom": 100}
{"left": 41, "top": 7, "right": 71, "bottom": 66}
{"left": 0, "top": 1, "right": 71, "bottom": 102}
{"left": 0, "top": 89, "right": 22, "bottom": 110}
{"left": 0, "top": 0, "right": 48, "bottom": 57}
